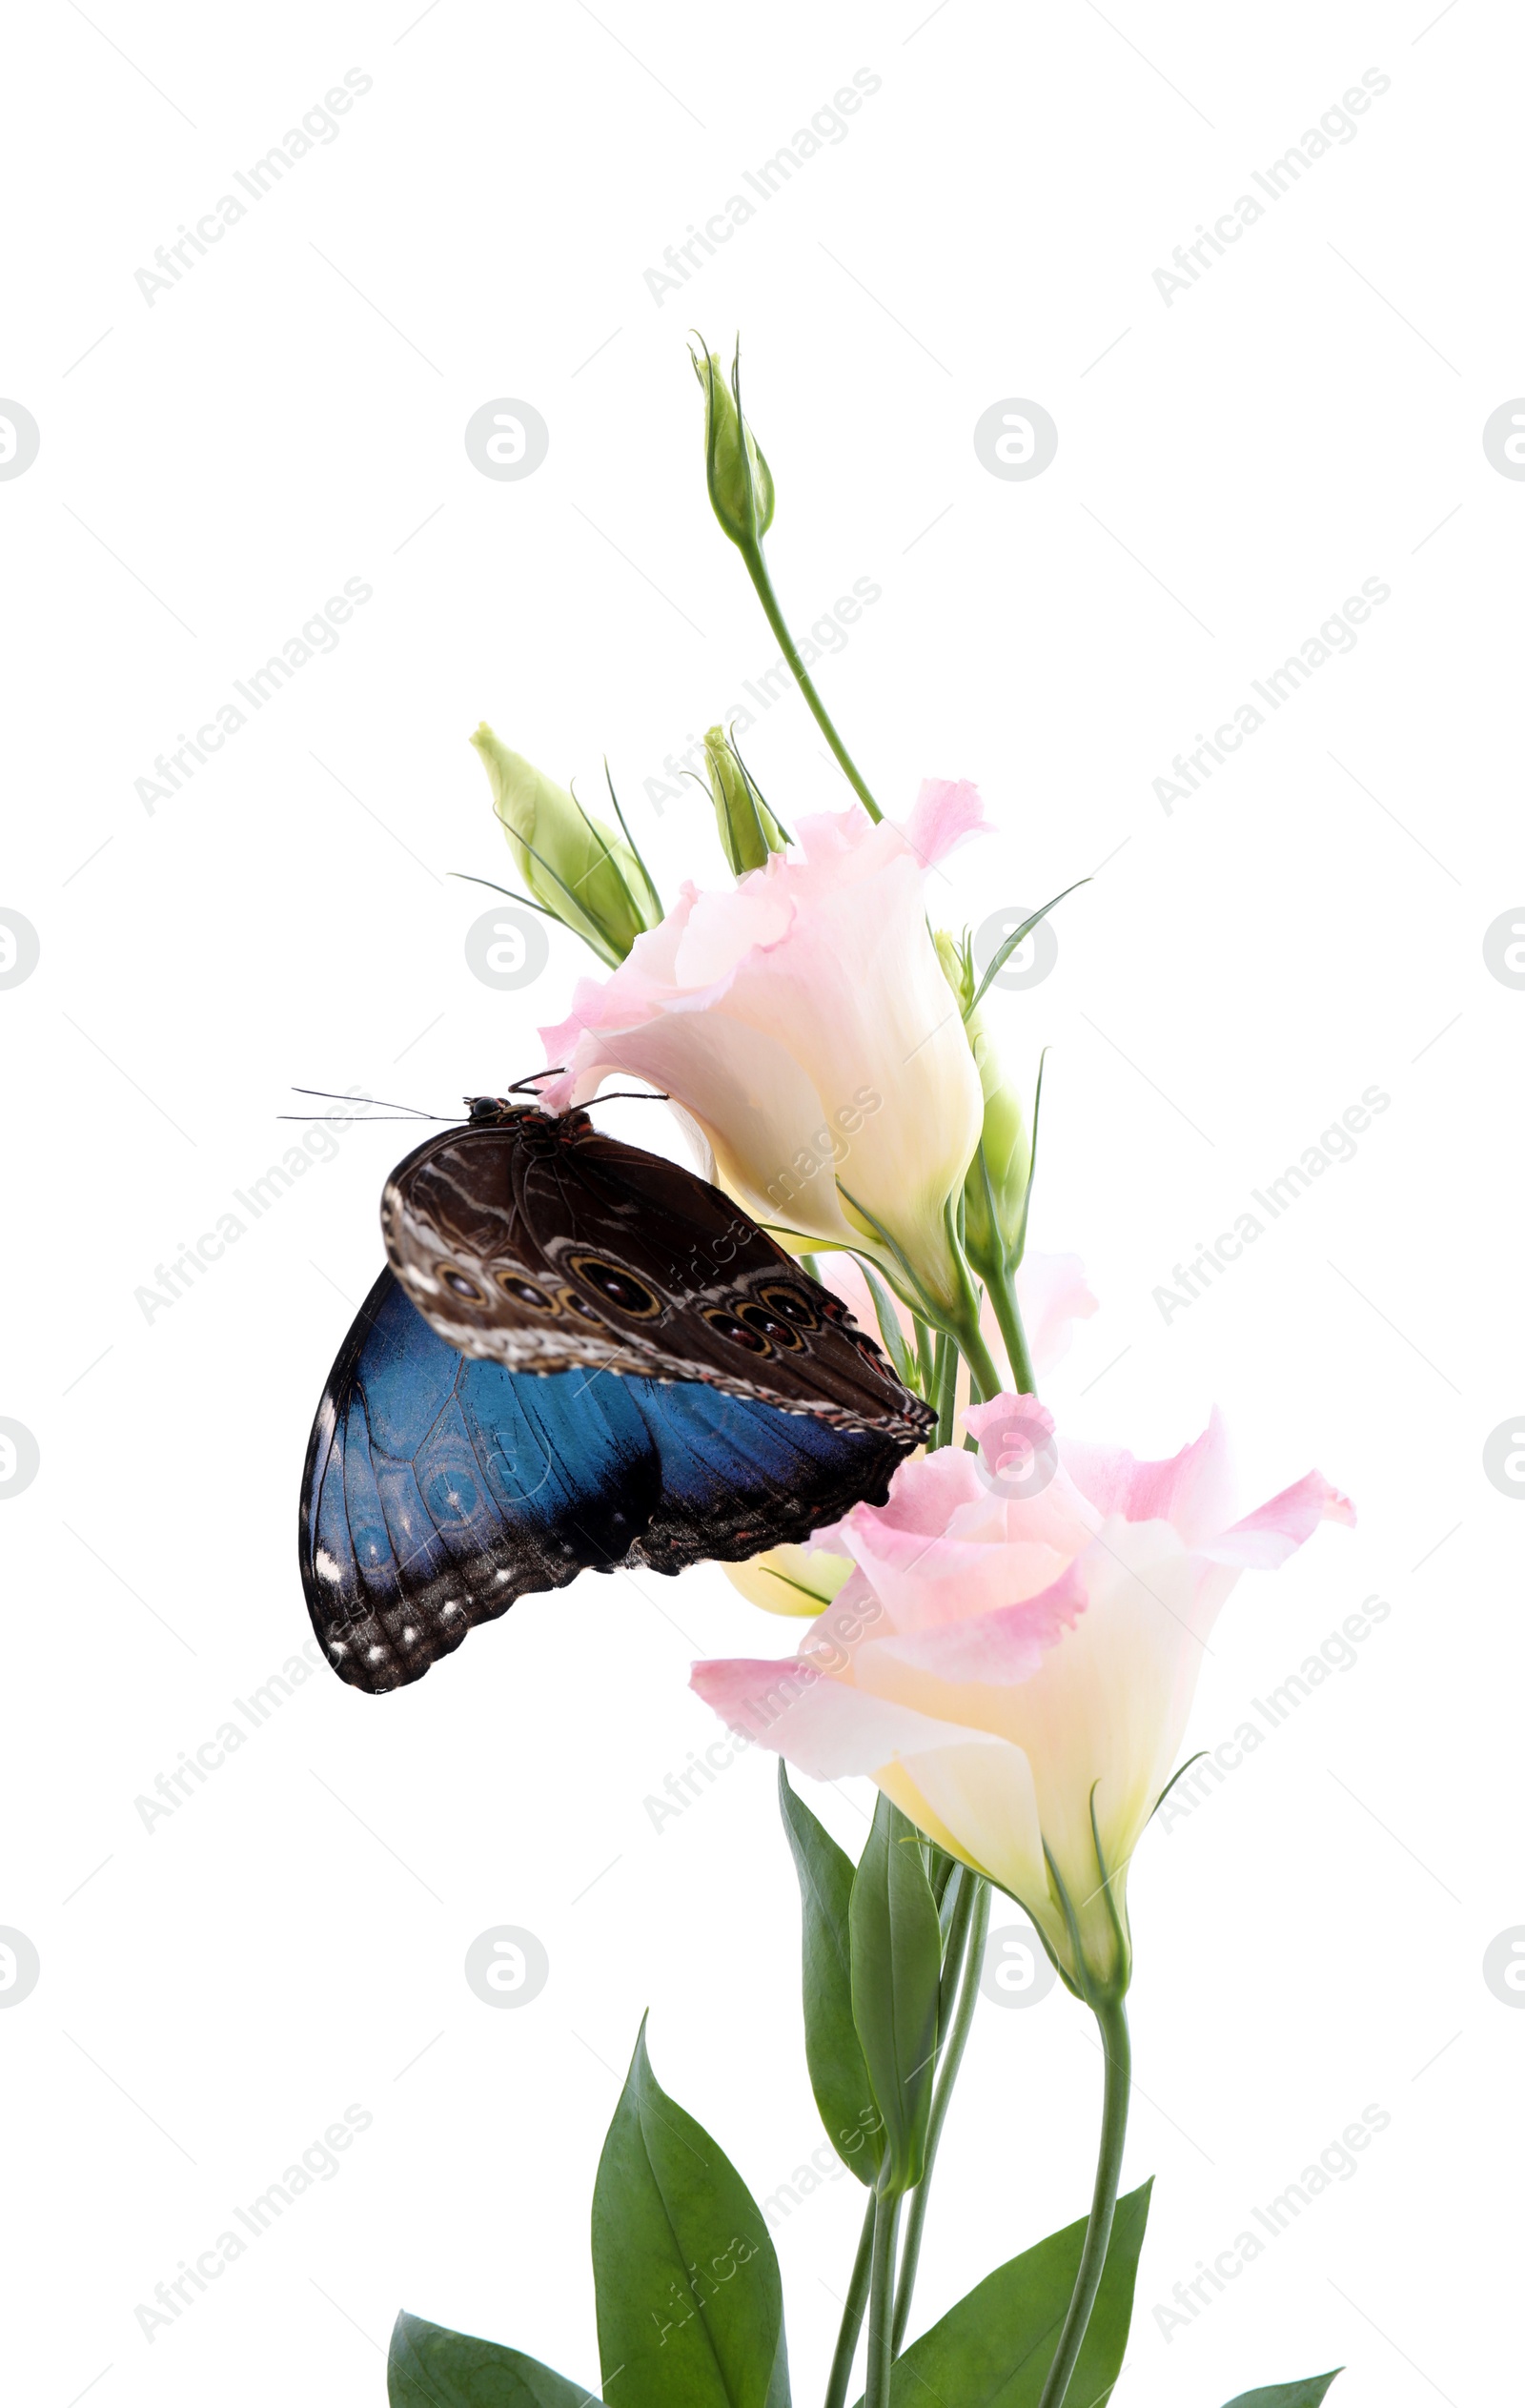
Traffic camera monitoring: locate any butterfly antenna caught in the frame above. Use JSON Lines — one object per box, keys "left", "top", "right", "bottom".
{"left": 287, "top": 1087, "right": 457, "bottom": 1120}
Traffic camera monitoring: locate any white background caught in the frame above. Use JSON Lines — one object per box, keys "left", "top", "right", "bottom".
{"left": 2, "top": 3, "right": 1518, "bottom": 2402}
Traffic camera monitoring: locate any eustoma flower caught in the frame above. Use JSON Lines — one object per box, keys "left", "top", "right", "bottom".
{"left": 693, "top": 1396, "right": 1353, "bottom": 2000}
{"left": 727, "top": 1253, "right": 1098, "bottom": 1618}
{"left": 539, "top": 783, "right": 988, "bottom": 1325}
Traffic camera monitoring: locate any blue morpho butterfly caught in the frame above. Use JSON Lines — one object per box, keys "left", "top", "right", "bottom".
{"left": 298, "top": 1093, "right": 932, "bottom": 1693}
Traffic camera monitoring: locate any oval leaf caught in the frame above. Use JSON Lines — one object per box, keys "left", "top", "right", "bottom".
{"left": 1223, "top": 2379, "right": 1343, "bottom": 2408}
{"left": 388, "top": 2310, "right": 600, "bottom": 2405}
{"left": 778, "top": 1765, "right": 884, "bottom": 2185}
{"left": 591, "top": 2016, "right": 789, "bottom": 2408}
{"left": 862, "top": 2176, "right": 1152, "bottom": 2406}
{"left": 849, "top": 1797, "right": 942, "bottom": 2196}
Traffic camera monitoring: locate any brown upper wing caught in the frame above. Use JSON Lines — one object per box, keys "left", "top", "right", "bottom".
{"left": 380, "top": 1112, "right": 932, "bottom": 1443}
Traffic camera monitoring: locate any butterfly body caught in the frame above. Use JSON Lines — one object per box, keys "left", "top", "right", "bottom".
{"left": 300, "top": 1100, "right": 930, "bottom": 1693}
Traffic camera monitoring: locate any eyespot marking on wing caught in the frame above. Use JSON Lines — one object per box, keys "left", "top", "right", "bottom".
{"left": 569, "top": 1252, "right": 665, "bottom": 1318}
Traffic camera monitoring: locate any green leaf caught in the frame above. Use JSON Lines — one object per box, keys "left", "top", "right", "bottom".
{"left": 967, "top": 881, "right": 1089, "bottom": 1014}
{"left": 387, "top": 2311, "right": 600, "bottom": 2405}
{"left": 778, "top": 1766, "right": 884, "bottom": 2186}
{"left": 1006, "top": 1046, "right": 1047, "bottom": 1272}
{"left": 591, "top": 2016, "right": 789, "bottom": 2408}
{"left": 1222, "top": 2377, "right": 1343, "bottom": 2408}
{"left": 862, "top": 2176, "right": 1152, "bottom": 2406}
{"left": 853, "top": 1258, "right": 920, "bottom": 1393}
{"left": 848, "top": 1796, "right": 943, "bottom": 2196}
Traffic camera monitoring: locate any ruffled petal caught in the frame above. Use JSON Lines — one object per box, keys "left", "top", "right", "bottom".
{"left": 1017, "top": 1252, "right": 1099, "bottom": 1375}
{"left": 1058, "top": 1407, "right": 1236, "bottom": 1547}
{"left": 1205, "top": 1470, "right": 1356, "bottom": 1568}
{"left": 902, "top": 777, "right": 990, "bottom": 868}
{"left": 688, "top": 1655, "right": 1001, "bottom": 1782}
{"left": 864, "top": 1560, "right": 1088, "bottom": 1686}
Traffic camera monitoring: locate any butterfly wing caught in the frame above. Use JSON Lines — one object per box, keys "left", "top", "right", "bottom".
{"left": 299, "top": 1268, "right": 910, "bottom": 1693}
{"left": 299, "top": 1268, "right": 660, "bottom": 1691}
{"left": 382, "top": 1114, "right": 931, "bottom": 1442}
{"left": 620, "top": 1376, "right": 907, "bottom": 1575}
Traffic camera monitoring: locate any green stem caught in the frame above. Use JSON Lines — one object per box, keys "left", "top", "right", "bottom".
{"left": 824, "top": 2189, "right": 877, "bottom": 2408}
{"left": 933, "top": 1850, "right": 962, "bottom": 1923}
{"left": 891, "top": 1874, "right": 990, "bottom": 2354}
{"left": 1034, "top": 1997, "right": 1131, "bottom": 2408}
{"left": 935, "top": 1863, "right": 974, "bottom": 2030}
{"left": 912, "top": 1313, "right": 934, "bottom": 1398}
{"left": 743, "top": 545, "right": 882, "bottom": 821}
{"left": 931, "top": 1334, "right": 957, "bottom": 1450}
{"left": 937, "top": 1205, "right": 1004, "bottom": 1405}
{"left": 986, "top": 1261, "right": 1038, "bottom": 1396}
{"left": 864, "top": 2188, "right": 904, "bottom": 2408}
{"left": 948, "top": 1296, "right": 1002, "bottom": 1404}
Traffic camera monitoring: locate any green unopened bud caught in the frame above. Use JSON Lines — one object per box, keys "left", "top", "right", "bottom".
{"left": 703, "top": 725, "right": 787, "bottom": 876}
{"left": 690, "top": 339, "right": 775, "bottom": 552}
{"left": 471, "top": 724, "right": 661, "bottom": 969}
{"left": 935, "top": 929, "right": 1032, "bottom": 1275}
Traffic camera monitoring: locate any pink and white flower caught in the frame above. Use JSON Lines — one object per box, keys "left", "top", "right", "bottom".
{"left": 728, "top": 1254, "right": 1099, "bottom": 1617}
{"left": 539, "top": 786, "right": 987, "bottom": 1315}
{"left": 692, "top": 1398, "right": 1353, "bottom": 1992}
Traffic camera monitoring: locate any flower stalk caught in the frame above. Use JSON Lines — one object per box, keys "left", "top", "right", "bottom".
{"left": 943, "top": 1217, "right": 1004, "bottom": 1403}
{"left": 891, "top": 1870, "right": 990, "bottom": 2353}
{"left": 743, "top": 542, "right": 883, "bottom": 824}
{"left": 987, "top": 1259, "right": 1038, "bottom": 1396}
{"left": 864, "top": 2189, "right": 904, "bottom": 2408}
{"left": 824, "top": 2194, "right": 877, "bottom": 2408}
{"left": 1034, "top": 1995, "right": 1131, "bottom": 2408}
{"left": 692, "top": 338, "right": 883, "bottom": 822}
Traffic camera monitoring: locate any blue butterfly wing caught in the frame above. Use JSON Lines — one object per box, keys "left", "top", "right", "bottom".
{"left": 620, "top": 1377, "right": 905, "bottom": 1574}
{"left": 300, "top": 1270, "right": 660, "bottom": 1689}
{"left": 300, "top": 1270, "right": 906, "bottom": 1693}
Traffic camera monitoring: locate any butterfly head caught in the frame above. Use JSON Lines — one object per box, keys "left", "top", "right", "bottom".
{"left": 463, "top": 1094, "right": 594, "bottom": 1148}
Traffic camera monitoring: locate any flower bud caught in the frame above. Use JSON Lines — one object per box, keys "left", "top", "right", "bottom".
{"left": 690, "top": 340, "right": 775, "bottom": 552}
{"left": 471, "top": 724, "right": 661, "bottom": 969}
{"left": 703, "top": 725, "right": 787, "bottom": 876}
{"left": 724, "top": 1543, "right": 853, "bottom": 1618}
{"left": 935, "top": 929, "right": 1031, "bottom": 1277}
